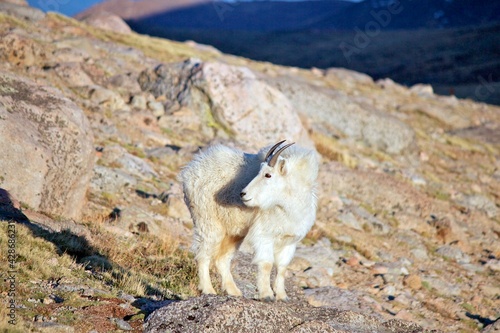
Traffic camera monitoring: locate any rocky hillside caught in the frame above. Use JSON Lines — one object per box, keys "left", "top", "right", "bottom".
{"left": 0, "top": 1, "right": 499, "bottom": 332}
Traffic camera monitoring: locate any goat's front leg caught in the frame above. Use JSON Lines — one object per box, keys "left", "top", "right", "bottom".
{"left": 253, "top": 240, "right": 275, "bottom": 301}
{"left": 257, "top": 262, "right": 274, "bottom": 301}
{"left": 273, "top": 243, "right": 297, "bottom": 301}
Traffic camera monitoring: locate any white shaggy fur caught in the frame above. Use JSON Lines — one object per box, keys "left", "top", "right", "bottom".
{"left": 179, "top": 141, "right": 318, "bottom": 301}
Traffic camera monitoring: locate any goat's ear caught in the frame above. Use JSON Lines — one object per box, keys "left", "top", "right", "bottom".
{"left": 278, "top": 158, "right": 288, "bottom": 175}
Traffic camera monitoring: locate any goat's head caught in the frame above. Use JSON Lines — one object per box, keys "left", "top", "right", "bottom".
{"left": 240, "top": 140, "right": 294, "bottom": 209}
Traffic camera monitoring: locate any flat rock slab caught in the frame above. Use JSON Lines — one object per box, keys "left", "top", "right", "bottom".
{"left": 144, "top": 294, "right": 424, "bottom": 333}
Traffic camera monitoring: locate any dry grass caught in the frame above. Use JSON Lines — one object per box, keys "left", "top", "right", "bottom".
{"left": 0, "top": 215, "right": 197, "bottom": 330}
{"left": 81, "top": 214, "right": 198, "bottom": 298}
{"left": 310, "top": 131, "right": 358, "bottom": 168}
{"left": 44, "top": 13, "right": 218, "bottom": 65}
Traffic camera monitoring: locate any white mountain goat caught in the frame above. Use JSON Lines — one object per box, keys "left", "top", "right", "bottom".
{"left": 179, "top": 140, "right": 319, "bottom": 301}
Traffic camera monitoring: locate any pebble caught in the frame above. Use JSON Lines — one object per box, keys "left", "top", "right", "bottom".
{"left": 111, "top": 318, "right": 133, "bottom": 331}
{"left": 384, "top": 285, "right": 396, "bottom": 297}
{"left": 130, "top": 95, "right": 147, "bottom": 109}
{"left": 335, "top": 234, "right": 353, "bottom": 243}
{"left": 485, "top": 259, "right": 500, "bottom": 272}
{"left": 421, "top": 276, "right": 462, "bottom": 297}
{"left": 371, "top": 264, "right": 388, "bottom": 275}
{"left": 346, "top": 257, "right": 360, "bottom": 267}
{"left": 43, "top": 296, "right": 54, "bottom": 305}
{"left": 436, "top": 245, "right": 470, "bottom": 264}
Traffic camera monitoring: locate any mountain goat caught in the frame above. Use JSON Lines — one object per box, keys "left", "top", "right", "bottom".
{"left": 179, "top": 140, "right": 318, "bottom": 301}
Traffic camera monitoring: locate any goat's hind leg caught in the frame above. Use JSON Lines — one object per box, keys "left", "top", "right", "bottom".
{"left": 215, "top": 235, "right": 243, "bottom": 297}
{"left": 195, "top": 238, "right": 217, "bottom": 295}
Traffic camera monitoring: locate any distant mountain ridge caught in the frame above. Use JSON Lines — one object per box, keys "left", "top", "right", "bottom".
{"left": 77, "top": 0, "right": 500, "bottom": 105}
{"left": 78, "top": 0, "right": 500, "bottom": 31}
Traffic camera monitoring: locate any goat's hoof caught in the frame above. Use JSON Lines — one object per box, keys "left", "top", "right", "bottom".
{"left": 201, "top": 288, "right": 217, "bottom": 295}
{"left": 261, "top": 296, "right": 275, "bottom": 302}
{"left": 276, "top": 295, "right": 289, "bottom": 302}
{"left": 226, "top": 289, "right": 242, "bottom": 297}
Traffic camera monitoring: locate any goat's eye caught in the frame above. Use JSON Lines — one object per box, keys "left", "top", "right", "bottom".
{"left": 265, "top": 173, "right": 272, "bottom": 178}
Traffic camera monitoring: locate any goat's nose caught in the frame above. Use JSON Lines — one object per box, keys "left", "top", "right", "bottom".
{"left": 240, "top": 192, "right": 246, "bottom": 198}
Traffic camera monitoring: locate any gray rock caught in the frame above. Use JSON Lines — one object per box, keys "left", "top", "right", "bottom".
{"left": 0, "top": 31, "right": 44, "bottom": 67}
{"left": 90, "top": 165, "right": 137, "bottom": 193}
{"left": 139, "top": 60, "right": 313, "bottom": 150}
{"left": 144, "top": 295, "right": 422, "bottom": 333}
{"left": 421, "top": 276, "right": 462, "bottom": 297}
{"left": 111, "top": 318, "right": 132, "bottom": 331}
{"left": 325, "top": 67, "right": 374, "bottom": 86}
{"left": 410, "top": 84, "right": 434, "bottom": 97}
{"left": 88, "top": 85, "right": 128, "bottom": 111}
{"left": 0, "top": 70, "right": 94, "bottom": 219}
{"left": 0, "top": 2, "right": 45, "bottom": 21}
{"left": 80, "top": 12, "right": 132, "bottom": 34}
{"left": 458, "top": 194, "right": 498, "bottom": 218}
{"left": 98, "top": 144, "right": 158, "bottom": 180}
{"left": 337, "top": 211, "right": 363, "bottom": 231}
{"left": 116, "top": 152, "right": 158, "bottom": 180}
{"left": 147, "top": 101, "right": 165, "bottom": 117}
{"left": 129, "top": 94, "right": 148, "bottom": 109}
{"left": 34, "top": 322, "right": 74, "bottom": 333}
{"left": 435, "top": 245, "right": 470, "bottom": 264}
{"left": 482, "top": 319, "right": 500, "bottom": 333}
{"left": 304, "top": 287, "right": 383, "bottom": 318}
{"left": 485, "top": 259, "right": 500, "bottom": 272}
{"left": 267, "top": 76, "right": 415, "bottom": 154}
{"left": 53, "top": 62, "right": 95, "bottom": 87}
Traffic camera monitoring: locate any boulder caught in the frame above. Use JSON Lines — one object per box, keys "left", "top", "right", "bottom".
{"left": 0, "top": 71, "right": 94, "bottom": 219}
{"left": 144, "top": 294, "right": 423, "bottom": 333}
{"left": 139, "top": 59, "right": 313, "bottom": 150}
{"left": 267, "top": 76, "right": 416, "bottom": 154}
{"left": 0, "top": 2, "right": 45, "bottom": 21}
{"left": 79, "top": 11, "right": 132, "bottom": 34}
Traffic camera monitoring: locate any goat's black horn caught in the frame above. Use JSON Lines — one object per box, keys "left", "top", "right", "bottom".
{"left": 264, "top": 140, "right": 286, "bottom": 162}
{"left": 268, "top": 143, "right": 294, "bottom": 167}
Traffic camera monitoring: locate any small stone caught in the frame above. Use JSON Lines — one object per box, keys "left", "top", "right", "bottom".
{"left": 419, "top": 151, "right": 430, "bottom": 162}
{"left": 384, "top": 285, "right": 396, "bottom": 297}
{"left": 421, "top": 276, "right": 461, "bottom": 297}
{"left": 148, "top": 101, "right": 165, "bottom": 117}
{"left": 288, "top": 256, "right": 311, "bottom": 271}
{"left": 371, "top": 264, "right": 389, "bottom": 275}
{"left": 410, "top": 248, "right": 429, "bottom": 261}
{"left": 335, "top": 234, "right": 352, "bottom": 243}
{"left": 82, "top": 288, "right": 94, "bottom": 297}
{"left": 118, "top": 292, "right": 136, "bottom": 303}
{"left": 35, "top": 322, "right": 75, "bottom": 333}
{"left": 111, "top": 318, "right": 132, "bottom": 331}
{"left": 436, "top": 245, "right": 470, "bottom": 264}
{"left": 403, "top": 274, "right": 422, "bottom": 290}
{"left": 34, "top": 315, "right": 45, "bottom": 322}
{"left": 480, "top": 285, "right": 500, "bottom": 297}
{"left": 310, "top": 67, "right": 323, "bottom": 77}
{"left": 410, "top": 83, "right": 434, "bottom": 96}
{"left": 130, "top": 95, "right": 147, "bottom": 109}
{"left": 42, "top": 297, "right": 54, "bottom": 305}
{"left": 485, "top": 259, "right": 500, "bottom": 272}
{"left": 395, "top": 310, "right": 415, "bottom": 322}
{"left": 346, "top": 257, "right": 359, "bottom": 267}
{"left": 303, "top": 267, "right": 334, "bottom": 288}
